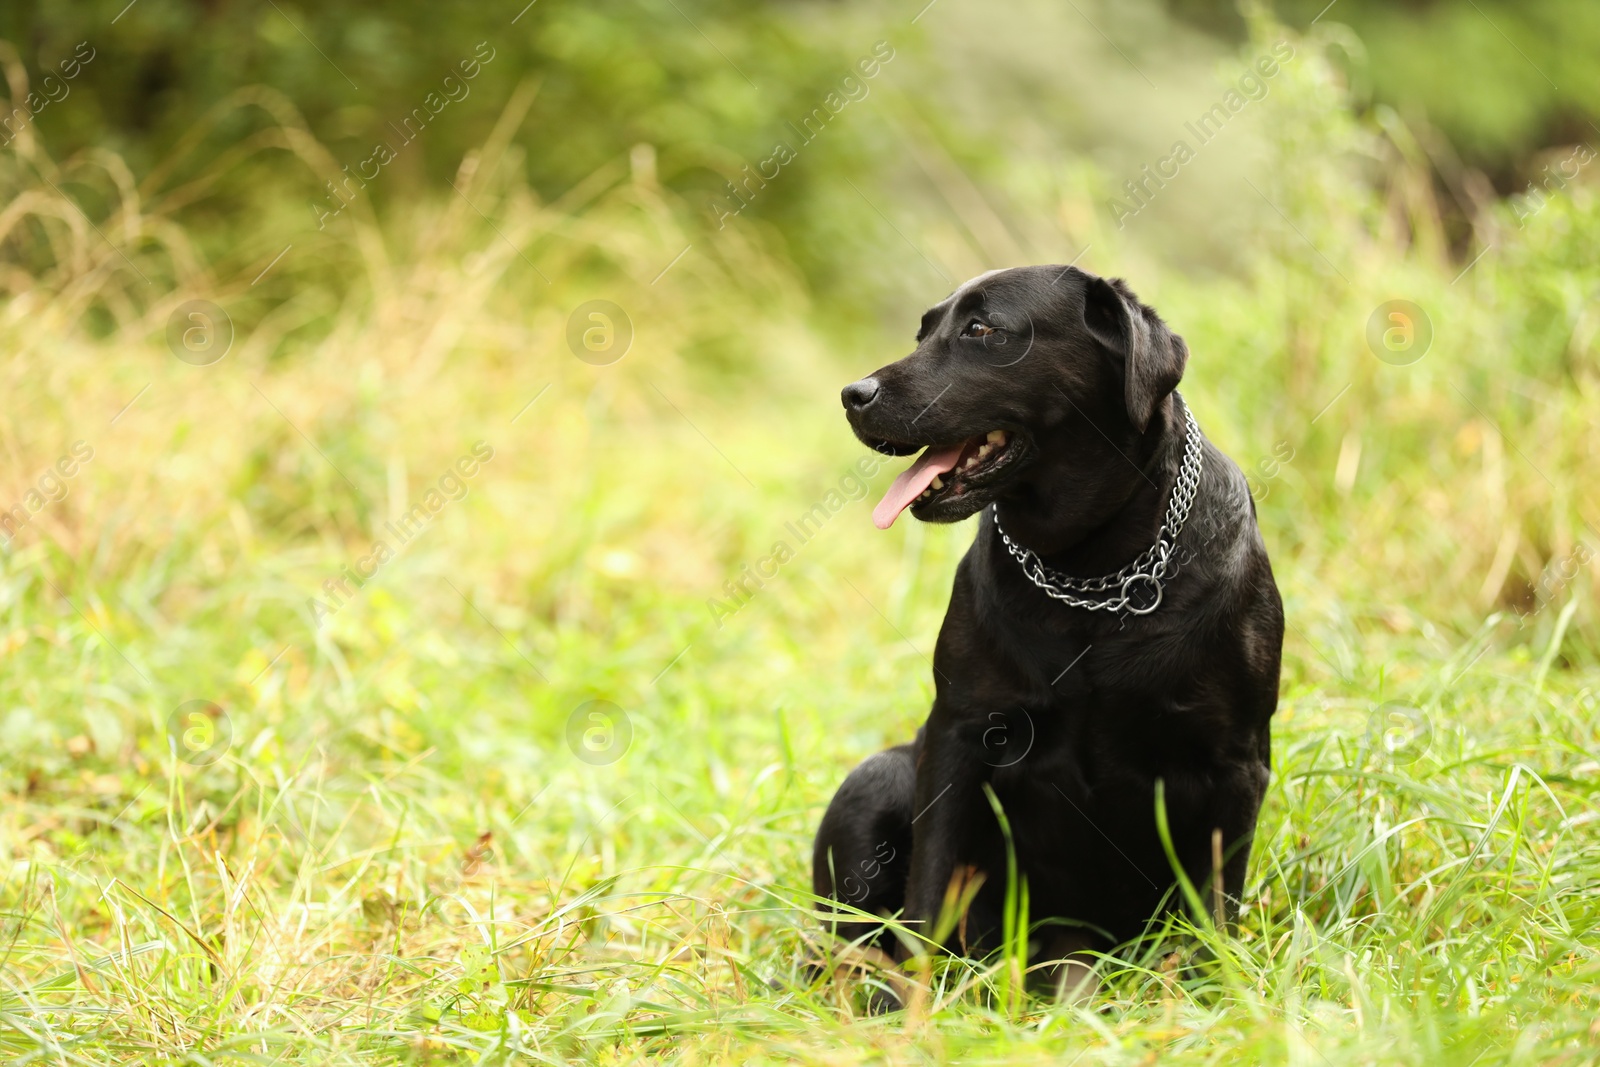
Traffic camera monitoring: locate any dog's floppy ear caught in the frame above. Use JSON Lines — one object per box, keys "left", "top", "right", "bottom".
{"left": 1081, "top": 275, "right": 1188, "bottom": 433}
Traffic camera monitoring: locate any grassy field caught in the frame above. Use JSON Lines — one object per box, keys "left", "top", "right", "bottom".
{"left": 4, "top": 18, "right": 1600, "bottom": 1067}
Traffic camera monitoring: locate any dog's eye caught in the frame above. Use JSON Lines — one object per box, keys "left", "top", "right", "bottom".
{"left": 964, "top": 320, "right": 997, "bottom": 337}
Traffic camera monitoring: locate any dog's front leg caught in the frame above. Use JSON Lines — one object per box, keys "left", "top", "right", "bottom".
{"left": 899, "top": 717, "right": 992, "bottom": 958}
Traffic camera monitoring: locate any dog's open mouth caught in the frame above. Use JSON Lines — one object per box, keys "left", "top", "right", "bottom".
{"left": 872, "top": 430, "right": 1019, "bottom": 529}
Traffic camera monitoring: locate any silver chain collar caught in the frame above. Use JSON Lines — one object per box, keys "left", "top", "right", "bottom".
{"left": 993, "top": 396, "right": 1204, "bottom": 617}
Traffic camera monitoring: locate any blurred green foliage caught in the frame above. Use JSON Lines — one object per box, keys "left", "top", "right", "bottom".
{"left": 6, "top": 0, "right": 1592, "bottom": 328}
{"left": 5, "top": 1, "right": 1596, "bottom": 291}
{"left": 1172, "top": 0, "right": 1600, "bottom": 183}
{"left": 0, "top": 0, "right": 923, "bottom": 303}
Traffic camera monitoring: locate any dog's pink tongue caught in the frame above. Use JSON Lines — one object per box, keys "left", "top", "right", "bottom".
{"left": 873, "top": 443, "right": 966, "bottom": 529}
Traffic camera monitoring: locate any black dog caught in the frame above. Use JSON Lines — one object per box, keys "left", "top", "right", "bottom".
{"left": 812, "top": 265, "right": 1283, "bottom": 998}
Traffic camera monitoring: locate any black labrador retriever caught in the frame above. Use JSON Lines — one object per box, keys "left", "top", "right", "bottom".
{"left": 813, "top": 264, "right": 1283, "bottom": 999}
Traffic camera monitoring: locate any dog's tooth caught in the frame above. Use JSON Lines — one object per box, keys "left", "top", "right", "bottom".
{"left": 987, "top": 430, "right": 1005, "bottom": 444}
{"left": 931, "top": 475, "right": 944, "bottom": 489}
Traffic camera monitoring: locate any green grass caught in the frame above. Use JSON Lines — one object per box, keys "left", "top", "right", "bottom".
{"left": 3, "top": 427, "right": 1597, "bottom": 1064}
{"left": 4, "top": 20, "right": 1600, "bottom": 1067}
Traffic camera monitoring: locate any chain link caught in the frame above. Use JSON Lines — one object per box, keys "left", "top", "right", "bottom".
{"left": 993, "top": 396, "right": 1203, "bottom": 616}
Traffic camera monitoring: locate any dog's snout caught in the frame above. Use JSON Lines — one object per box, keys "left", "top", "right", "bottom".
{"left": 842, "top": 377, "right": 881, "bottom": 411}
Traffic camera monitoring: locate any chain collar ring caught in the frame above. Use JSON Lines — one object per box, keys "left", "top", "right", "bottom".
{"left": 993, "top": 395, "right": 1203, "bottom": 618}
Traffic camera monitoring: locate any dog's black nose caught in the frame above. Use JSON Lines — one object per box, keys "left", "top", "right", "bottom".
{"left": 841, "top": 378, "right": 880, "bottom": 411}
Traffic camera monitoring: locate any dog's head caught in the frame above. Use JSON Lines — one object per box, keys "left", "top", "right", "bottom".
{"left": 844, "top": 265, "right": 1188, "bottom": 529}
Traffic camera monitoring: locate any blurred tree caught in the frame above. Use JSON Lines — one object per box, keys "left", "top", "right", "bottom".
{"left": 0, "top": 0, "right": 921, "bottom": 304}
{"left": 1165, "top": 0, "right": 1600, "bottom": 188}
